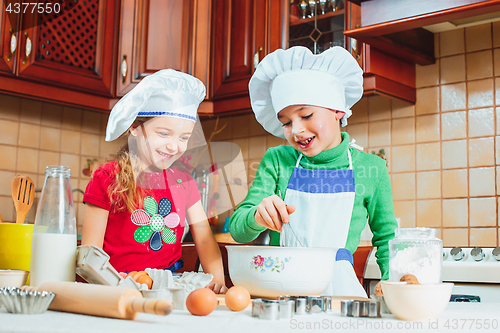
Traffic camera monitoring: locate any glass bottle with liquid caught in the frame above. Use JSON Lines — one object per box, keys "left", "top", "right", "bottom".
{"left": 30, "top": 165, "right": 77, "bottom": 286}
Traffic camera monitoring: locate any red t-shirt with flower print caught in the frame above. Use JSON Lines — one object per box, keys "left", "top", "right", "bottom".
{"left": 83, "top": 161, "right": 201, "bottom": 272}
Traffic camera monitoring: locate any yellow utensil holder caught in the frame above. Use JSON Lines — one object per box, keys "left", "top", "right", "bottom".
{"left": 0, "top": 223, "right": 34, "bottom": 284}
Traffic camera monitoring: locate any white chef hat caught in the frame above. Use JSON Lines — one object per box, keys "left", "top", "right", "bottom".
{"left": 249, "top": 46, "right": 363, "bottom": 138}
{"left": 106, "top": 69, "right": 206, "bottom": 141}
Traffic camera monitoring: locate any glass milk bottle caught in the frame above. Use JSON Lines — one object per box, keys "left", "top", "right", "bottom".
{"left": 30, "top": 165, "right": 77, "bottom": 286}
{"left": 389, "top": 227, "right": 443, "bottom": 284}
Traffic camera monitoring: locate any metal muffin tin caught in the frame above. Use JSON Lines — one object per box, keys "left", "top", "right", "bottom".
{"left": 253, "top": 295, "right": 333, "bottom": 320}
{"left": 340, "top": 299, "right": 381, "bottom": 318}
{"left": 0, "top": 287, "right": 56, "bottom": 314}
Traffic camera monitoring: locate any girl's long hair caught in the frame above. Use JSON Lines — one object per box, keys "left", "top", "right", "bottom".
{"left": 107, "top": 117, "right": 150, "bottom": 213}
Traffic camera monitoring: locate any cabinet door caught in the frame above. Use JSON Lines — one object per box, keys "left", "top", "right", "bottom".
{"left": 344, "top": 1, "right": 416, "bottom": 103}
{"left": 14, "top": 0, "right": 118, "bottom": 96}
{"left": 211, "top": 0, "right": 282, "bottom": 101}
{"left": 117, "top": 0, "right": 193, "bottom": 96}
{"left": 0, "top": 0, "right": 20, "bottom": 74}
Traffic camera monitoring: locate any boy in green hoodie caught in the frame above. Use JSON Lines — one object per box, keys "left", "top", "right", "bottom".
{"left": 229, "top": 46, "right": 397, "bottom": 297}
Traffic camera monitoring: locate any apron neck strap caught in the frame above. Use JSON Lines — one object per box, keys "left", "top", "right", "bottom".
{"left": 295, "top": 154, "right": 304, "bottom": 168}
{"left": 347, "top": 149, "right": 353, "bottom": 170}
{"left": 295, "top": 149, "right": 353, "bottom": 169}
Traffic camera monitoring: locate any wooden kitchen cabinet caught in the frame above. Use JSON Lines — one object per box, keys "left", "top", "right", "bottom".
{"left": 344, "top": 1, "right": 415, "bottom": 103}
{"left": 208, "top": 0, "right": 283, "bottom": 115}
{"left": 286, "top": 0, "right": 415, "bottom": 103}
{"left": 344, "top": 0, "right": 500, "bottom": 66}
{"left": 0, "top": 0, "right": 119, "bottom": 103}
{"left": 0, "top": 0, "right": 197, "bottom": 111}
{"left": 0, "top": 0, "right": 19, "bottom": 74}
{"left": 116, "top": 0, "right": 193, "bottom": 96}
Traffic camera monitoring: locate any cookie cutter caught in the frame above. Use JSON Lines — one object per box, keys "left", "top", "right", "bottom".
{"left": 253, "top": 295, "right": 334, "bottom": 319}
{"left": 252, "top": 299, "right": 295, "bottom": 320}
{"left": 340, "top": 300, "right": 381, "bottom": 318}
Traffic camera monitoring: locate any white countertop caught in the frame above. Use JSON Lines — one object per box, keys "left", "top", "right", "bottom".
{"left": 1, "top": 303, "right": 500, "bottom": 333}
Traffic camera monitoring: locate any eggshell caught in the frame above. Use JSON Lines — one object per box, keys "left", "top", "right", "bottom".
{"left": 186, "top": 288, "right": 218, "bottom": 316}
{"left": 131, "top": 271, "right": 148, "bottom": 280}
{"left": 225, "top": 286, "right": 250, "bottom": 311}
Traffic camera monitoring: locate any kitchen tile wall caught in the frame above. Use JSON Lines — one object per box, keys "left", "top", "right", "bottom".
{"left": 1, "top": 22, "right": 499, "bottom": 246}
{"left": 0, "top": 95, "right": 126, "bottom": 235}
{"left": 201, "top": 22, "right": 500, "bottom": 246}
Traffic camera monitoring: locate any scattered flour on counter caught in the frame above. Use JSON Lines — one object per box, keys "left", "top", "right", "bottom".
{"left": 389, "top": 245, "right": 441, "bottom": 284}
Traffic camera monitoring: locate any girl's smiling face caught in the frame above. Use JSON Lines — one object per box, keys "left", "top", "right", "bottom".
{"left": 278, "top": 105, "right": 344, "bottom": 157}
{"left": 130, "top": 116, "right": 194, "bottom": 170}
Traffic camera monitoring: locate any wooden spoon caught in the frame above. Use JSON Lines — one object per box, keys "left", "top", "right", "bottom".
{"left": 12, "top": 175, "right": 35, "bottom": 224}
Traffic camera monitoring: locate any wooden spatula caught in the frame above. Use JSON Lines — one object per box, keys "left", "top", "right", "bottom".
{"left": 12, "top": 175, "right": 35, "bottom": 224}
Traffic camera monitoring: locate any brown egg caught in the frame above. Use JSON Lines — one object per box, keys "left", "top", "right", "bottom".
{"left": 186, "top": 288, "right": 218, "bottom": 316}
{"left": 225, "top": 286, "right": 251, "bottom": 311}
{"left": 136, "top": 274, "right": 153, "bottom": 289}
{"left": 400, "top": 274, "right": 420, "bottom": 284}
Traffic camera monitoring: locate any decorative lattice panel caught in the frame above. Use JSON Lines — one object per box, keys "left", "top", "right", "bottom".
{"left": 38, "top": 0, "right": 99, "bottom": 71}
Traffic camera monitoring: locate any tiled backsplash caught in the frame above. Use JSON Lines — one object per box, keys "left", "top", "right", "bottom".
{"left": 1, "top": 22, "right": 499, "bottom": 246}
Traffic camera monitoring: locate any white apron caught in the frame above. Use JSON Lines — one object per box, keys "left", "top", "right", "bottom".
{"left": 280, "top": 149, "right": 367, "bottom": 297}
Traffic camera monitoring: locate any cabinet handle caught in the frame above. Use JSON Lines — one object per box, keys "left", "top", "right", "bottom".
{"left": 121, "top": 55, "right": 128, "bottom": 84}
{"left": 254, "top": 46, "right": 263, "bottom": 70}
{"left": 22, "top": 32, "right": 32, "bottom": 65}
{"left": 7, "top": 29, "right": 17, "bottom": 62}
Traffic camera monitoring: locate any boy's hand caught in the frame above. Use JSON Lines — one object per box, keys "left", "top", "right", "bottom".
{"left": 254, "top": 195, "right": 296, "bottom": 232}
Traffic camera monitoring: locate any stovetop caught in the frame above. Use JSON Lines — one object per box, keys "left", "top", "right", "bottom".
{"left": 364, "top": 247, "right": 500, "bottom": 283}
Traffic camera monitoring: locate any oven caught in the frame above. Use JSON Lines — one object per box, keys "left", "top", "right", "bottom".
{"left": 363, "top": 246, "right": 500, "bottom": 302}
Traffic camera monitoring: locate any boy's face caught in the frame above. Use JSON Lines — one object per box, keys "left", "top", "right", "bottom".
{"left": 278, "top": 105, "right": 344, "bottom": 157}
{"left": 130, "top": 116, "right": 194, "bottom": 170}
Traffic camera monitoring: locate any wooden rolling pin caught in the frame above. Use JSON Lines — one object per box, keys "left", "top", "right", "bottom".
{"left": 22, "top": 281, "right": 173, "bottom": 320}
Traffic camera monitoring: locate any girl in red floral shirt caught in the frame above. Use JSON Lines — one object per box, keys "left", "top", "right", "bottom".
{"left": 81, "top": 69, "right": 227, "bottom": 294}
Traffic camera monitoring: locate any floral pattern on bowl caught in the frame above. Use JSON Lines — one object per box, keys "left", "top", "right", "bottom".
{"left": 251, "top": 255, "right": 292, "bottom": 273}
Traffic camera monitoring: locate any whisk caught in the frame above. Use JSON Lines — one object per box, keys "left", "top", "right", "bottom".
{"left": 278, "top": 190, "right": 303, "bottom": 247}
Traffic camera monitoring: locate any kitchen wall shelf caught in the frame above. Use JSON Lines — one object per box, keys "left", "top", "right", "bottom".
{"left": 289, "top": 9, "right": 344, "bottom": 26}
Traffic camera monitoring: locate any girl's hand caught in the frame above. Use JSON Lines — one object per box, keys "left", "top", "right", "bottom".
{"left": 255, "top": 195, "right": 296, "bottom": 232}
{"left": 207, "top": 280, "right": 228, "bottom": 294}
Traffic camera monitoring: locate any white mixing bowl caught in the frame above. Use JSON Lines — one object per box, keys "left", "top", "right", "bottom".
{"left": 0, "top": 270, "right": 29, "bottom": 288}
{"left": 226, "top": 245, "right": 336, "bottom": 297}
{"left": 381, "top": 281, "right": 454, "bottom": 321}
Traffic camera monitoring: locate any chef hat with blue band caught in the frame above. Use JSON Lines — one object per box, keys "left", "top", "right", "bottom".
{"left": 249, "top": 46, "right": 363, "bottom": 138}
{"left": 106, "top": 69, "right": 206, "bottom": 141}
